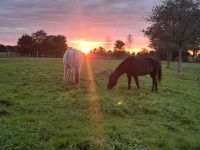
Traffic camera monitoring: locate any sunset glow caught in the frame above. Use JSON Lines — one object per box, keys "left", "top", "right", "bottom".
{"left": 69, "top": 40, "right": 147, "bottom": 54}
{"left": 129, "top": 48, "right": 144, "bottom": 53}
{"left": 70, "top": 40, "right": 104, "bottom": 54}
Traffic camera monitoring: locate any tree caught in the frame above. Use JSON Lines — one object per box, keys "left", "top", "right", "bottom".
{"left": 6, "top": 45, "right": 17, "bottom": 54}
{"left": 17, "top": 34, "right": 33, "bottom": 56}
{"left": 107, "top": 50, "right": 113, "bottom": 57}
{"left": 54, "top": 35, "right": 67, "bottom": 57}
{"left": 144, "top": 23, "right": 176, "bottom": 68}
{"left": 113, "top": 40, "right": 127, "bottom": 58}
{"left": 32, "top": 30, "right": 47, "bottom": 57}
{"left": 137, "top": 48, "right": 149, "bottom": 57}
{"left": 90, "top": 47, "right": 106, "bottom": 57}
{"left": 46, "top": 35, "right": 67, "bottom": 57}
{"left": 144, "top": 0, "right": 200, "bottom": 75}
{"left": 17, "top": 30, "right": 67, "bottom": 57}
{"left": 0, "top": 44, "right": 6, "bottom": 52}
{"left": 96, "top": 47, "right": 107, "bottom": 56}
{"left": 126, "top": 34, "right": 133, "bottom": 51}
{"left": 114, "top": 40, "right": 125, "bottom": 51}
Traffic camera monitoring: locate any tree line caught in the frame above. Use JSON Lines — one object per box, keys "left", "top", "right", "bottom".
{"left": 0, "top": 30, "right": 67, "bottom": 57}
{"left": 89, "top": 41, "right": 158, "bottom": 58}
{"left": 0, "top": 32, "right": 157, "bottom": 58}
{"left": 0, "top": 44, "right": 17, "bottom": 53}
{"left": 0, "top": 32, "right": 196, "bottom": 61}
{"left": 17, "top": 30, "right": 67, "bottom": 57}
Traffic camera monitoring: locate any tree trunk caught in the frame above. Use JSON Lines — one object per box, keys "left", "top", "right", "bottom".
{"left": 166, "top": 50, "right": 172, "bottom": 68}
{"left": 177, "top": 47, "right": 183, "bottom": 76}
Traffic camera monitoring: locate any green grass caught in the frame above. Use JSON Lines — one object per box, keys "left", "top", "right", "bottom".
{"left": 0, "top": 58, "right": 200, "bottom": 150}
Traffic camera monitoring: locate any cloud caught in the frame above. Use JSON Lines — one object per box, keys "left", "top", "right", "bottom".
{"left": 0, "top": 0, "right": 160, "bottom": 48}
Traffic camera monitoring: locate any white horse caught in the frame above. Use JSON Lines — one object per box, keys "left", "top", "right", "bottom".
{"left": 63, "top": 47, "right": 83, "bottom": 85}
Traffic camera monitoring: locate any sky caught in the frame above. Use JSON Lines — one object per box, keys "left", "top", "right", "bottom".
{"left": 0, "top": 0, "right": 160, "bottom": 52}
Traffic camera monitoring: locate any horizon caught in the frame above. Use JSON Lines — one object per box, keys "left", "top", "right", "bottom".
{"left": 0, "top": 0, "right": 160, "bottom": 53}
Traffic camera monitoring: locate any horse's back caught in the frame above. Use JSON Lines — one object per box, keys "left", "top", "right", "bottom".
{"left": 63, "top": 48, "right": 83, "bottom": 71}
{"left": 63, "top": 47, "right": 73, "bottom": 66}
{"left": 75, "top": 50, "right": 83, "bottom": 68}
{"left": 125, "top": 56, "right": 159, "bottom": 75}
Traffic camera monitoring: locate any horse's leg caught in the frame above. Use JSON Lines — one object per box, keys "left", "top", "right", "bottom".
{"left": 155, "top": 73, "right": 158, "bottom": 91}
{"left": 150, "top": 73, "right": 156, "bottom": 92}
{"left": 152, "top": 77, "right": 156, "bottom": 92}
{"left": 63, "top": 66, "right": 68, "bottom": 81}
{"left": 127, "top": 74, "right": 132, "bottom": 90}
{"left": 74, "top": 73, "right": 77, "bottom": 86}
{"left": 152, "top": 69, "right": 159, "bottom": 91}
{"left": 133, "top": 76, "right": 140, "bottom": 89}
{"left": 155, "top": 78, "right": 158, "bottom": 91}
{"left": 71, "top": 69, "right": 75, "bottom": 85}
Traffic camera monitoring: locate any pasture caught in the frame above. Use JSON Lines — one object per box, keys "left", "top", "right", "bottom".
{"left": 0, "top": 58, "right": 200, "bottom": 150}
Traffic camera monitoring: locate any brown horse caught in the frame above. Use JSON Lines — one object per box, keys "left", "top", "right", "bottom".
{"left": 107, "top": 56, "right": 162, "bottom": 92}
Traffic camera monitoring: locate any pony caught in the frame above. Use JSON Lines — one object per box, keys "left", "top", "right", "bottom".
{"left": 63, "top": 47, "right": 83, "bottom": 86}
{"left": 107, "top": 56, "right": 162, "bottom": 92}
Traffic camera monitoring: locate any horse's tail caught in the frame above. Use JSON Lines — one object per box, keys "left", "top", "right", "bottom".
{"left": 158, "top": 61, "right": 162, "bottom": 82}
{"left": 74, "top": 64, "right": 82, "bottom": 85}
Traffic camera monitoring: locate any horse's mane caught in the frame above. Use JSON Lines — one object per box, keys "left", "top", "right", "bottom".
{"left": 114, "top": 56, "right": 135, "bottom": 74}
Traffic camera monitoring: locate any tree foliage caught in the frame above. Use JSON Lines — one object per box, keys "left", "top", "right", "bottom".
{"left": 17, "top": 34, "right": 33, "bottom": 56}
{"left": 17, "top": 30, "right": 67, "bottom": 57}
{"left": 114, "top": 40, "right": 125, "bottom": 51}
{"left": 0, "top": 44, "right": 7, "bottom": 52}
{"left": 144, "top": 0, "right": 200, "bottom": 75}
{"left": 113, "top": 40, "right": 128, "bottom": 58}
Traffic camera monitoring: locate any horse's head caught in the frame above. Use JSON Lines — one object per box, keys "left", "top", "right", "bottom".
{"left": 107, "top": 72, "right": 117, "bottom": 90}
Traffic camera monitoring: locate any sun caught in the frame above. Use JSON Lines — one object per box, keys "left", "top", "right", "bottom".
{"left": 82, "top": 47, "right": 91, "bottom": 54}
{"left": 70, "top": 40, "right": 103, "bottom": 54}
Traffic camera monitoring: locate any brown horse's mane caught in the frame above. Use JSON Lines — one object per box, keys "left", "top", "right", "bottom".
{"left": 113, "top": 56, "right": 135, "bottom": 77}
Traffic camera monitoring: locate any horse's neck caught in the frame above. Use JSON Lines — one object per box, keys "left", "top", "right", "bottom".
{"left": 114, "top": 63, "right": 126, "bottom": 79}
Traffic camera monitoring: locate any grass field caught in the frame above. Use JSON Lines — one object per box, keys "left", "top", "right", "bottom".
{"left": 0, "top": 57, "right": 200, "bottom": 150}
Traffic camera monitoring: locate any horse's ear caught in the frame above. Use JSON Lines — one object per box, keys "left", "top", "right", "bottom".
{"left": 108, "top": 72, "right": 112, "bottom": 77}
{"left": 105, "top": 70, "right": 113, "bottom": 77}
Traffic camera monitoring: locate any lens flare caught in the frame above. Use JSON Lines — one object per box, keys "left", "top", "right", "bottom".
{"left": 117, "top": 100, "right": 123, "bottom": 106}
{"left": 86, "top": 55, "right": 103, "bottom": 137}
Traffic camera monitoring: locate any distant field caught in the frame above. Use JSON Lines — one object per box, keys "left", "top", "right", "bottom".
{"left": 0, "top": 58, "right": 200, "bottom": 150}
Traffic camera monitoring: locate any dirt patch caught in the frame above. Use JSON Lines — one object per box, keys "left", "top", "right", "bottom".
{"left": 0, "top": 110, "right": 10, "bottom": 116}
{"left": 0, "top": 100, "right": 12, "bottom": 106}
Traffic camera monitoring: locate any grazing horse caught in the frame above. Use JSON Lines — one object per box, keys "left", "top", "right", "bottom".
{"left": 107, "top": 56, "right": 162, "bottom": 92}
{"left": 63, "top": 47, "right": 83, "bottom": 86}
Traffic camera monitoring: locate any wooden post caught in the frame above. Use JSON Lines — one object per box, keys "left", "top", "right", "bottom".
{"left": 37, "top": 50, "right": 39, "bottom": 59}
